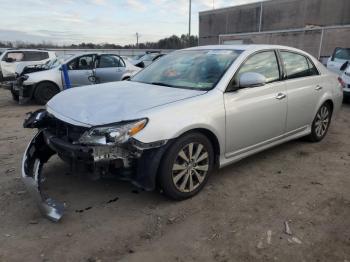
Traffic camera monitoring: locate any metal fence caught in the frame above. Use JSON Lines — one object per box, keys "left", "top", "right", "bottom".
{"left": 49, "top": 48, "right": 175, "bottom": 58}
{"left": 0, "top": 48, "right": 175, "bottom": 58}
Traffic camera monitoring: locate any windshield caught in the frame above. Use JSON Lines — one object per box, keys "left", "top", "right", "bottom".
{"left": 131, "top": 49, "right": 242, "bottom": 90}
{"left": 47, "top": 55, "right": 73, "bottom": 69}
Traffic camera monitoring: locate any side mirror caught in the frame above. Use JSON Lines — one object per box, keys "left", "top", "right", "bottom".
{"left": 239, "top": 72, "right": 266, "bottom": 88}
{"left": 5, "top": 57, "right": 15, "bottom": 63}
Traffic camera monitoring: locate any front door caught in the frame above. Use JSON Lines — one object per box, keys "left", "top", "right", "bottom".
{"left": 66, "top": 54, "right": 95, "bottom": 87}
{"left": 224, "top": 50, "right": 288, "bottom": 156}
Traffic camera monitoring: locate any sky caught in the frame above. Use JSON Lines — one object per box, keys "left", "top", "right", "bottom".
{"left": 0, "top": 0, "right": 264, "bottom": 46}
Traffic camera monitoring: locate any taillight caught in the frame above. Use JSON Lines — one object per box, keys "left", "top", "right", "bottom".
{"left": 338, "top": 77, "right": 346, "bottom": 88}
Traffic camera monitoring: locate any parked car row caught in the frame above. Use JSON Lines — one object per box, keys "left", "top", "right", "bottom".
{"left": 12, "top": 53, "right": 141, "bottom": 104}
{"left": 0, "top": 49, "right": 169, "bottom": 105}
{"left": 21, "top": 44, "right": 343, "bottom": 221}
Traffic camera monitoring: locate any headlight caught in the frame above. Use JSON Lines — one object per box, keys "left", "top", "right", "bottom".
{"left": 78, "top": 119, "right": 147, "bottom": 146}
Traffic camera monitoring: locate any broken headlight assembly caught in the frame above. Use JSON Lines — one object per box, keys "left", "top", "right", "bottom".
{"left": 78, "top": 119, "right": 148, "bottom": 146}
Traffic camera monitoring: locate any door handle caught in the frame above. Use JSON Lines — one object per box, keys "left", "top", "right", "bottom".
{"left": 315, "top": 85, "right": 323, "bottom": 91}
{"left": 275, "top": 93, "right": 287, "bottom": 100}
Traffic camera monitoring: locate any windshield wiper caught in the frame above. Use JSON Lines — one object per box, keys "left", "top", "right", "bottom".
{"left": 150, "top": 82, "right": 175, "bottom": 87}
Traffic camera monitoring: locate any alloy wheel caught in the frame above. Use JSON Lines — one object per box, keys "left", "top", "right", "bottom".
{"left": 315, "top": 105, "right": 330, "bottom": 138}
{"left": 172, "top": 142, "right": 209, "bottom": 193}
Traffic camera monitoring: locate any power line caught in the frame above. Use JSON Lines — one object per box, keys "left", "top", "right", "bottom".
{"left": 188, "top": 0, "right": 192, "bottom": 36}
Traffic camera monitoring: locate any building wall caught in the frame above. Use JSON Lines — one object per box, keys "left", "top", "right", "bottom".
{"left": 199, "top": 0, "right": 350, "bottom": 57}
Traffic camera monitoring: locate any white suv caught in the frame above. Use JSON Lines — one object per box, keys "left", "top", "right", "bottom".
{"left": 327, "top": 47, "right": 350, "bottom": 75}
{"left": 0, "top": 49, "right": 56, "bottom": 81}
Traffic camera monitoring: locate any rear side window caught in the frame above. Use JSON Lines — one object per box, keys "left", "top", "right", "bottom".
{"left": 97, "top": 55, "right": 124, "bottom": 68}
{"left": 280, "top": 51, "right": 318, "bottom": 79}
{"left": 3, "top": 52, "right": 24, "bottom": 61}
{"left": 235, "top": 51, "right": 280, "bottom": 87}
{"left": 333, "top": 48, "right": 350, "bottom": 61}
{"left": 307, "top": 58, "right": 319, "bottom": 76}
{"left": 23, "top": 51, "right": 49, "bottom": 61}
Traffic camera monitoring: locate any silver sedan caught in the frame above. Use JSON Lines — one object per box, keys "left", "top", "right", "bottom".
{"left": 22, "top": 45, "right": 343, "bottom": 221}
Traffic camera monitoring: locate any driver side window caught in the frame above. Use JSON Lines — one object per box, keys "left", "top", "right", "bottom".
{"left": 234, "top": 51, "right": 280, "bottom": 88}
{"left": 67, "top": 55, "right": 94, "bottom": 70}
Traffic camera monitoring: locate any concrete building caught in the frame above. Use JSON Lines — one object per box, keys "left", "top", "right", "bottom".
{"left": 199, "top": 0, "right": 350, "bottom": 58}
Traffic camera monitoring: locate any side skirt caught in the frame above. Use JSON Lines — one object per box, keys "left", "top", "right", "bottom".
{"left": 219, "top": 127, "right": 311, "bottom": 168}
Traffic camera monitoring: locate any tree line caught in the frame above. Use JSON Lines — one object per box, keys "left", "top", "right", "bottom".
{"left": 0, "top": 34, "right": 198, "bottom": 50}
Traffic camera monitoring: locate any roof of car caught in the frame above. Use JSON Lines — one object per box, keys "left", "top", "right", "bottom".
{"left": 69, "top": 52, "right": 123, "bottom": 57}
{"left": 184, "top": 44, "right": 306, "bottom": 53}
{"left": 4, "top": 49, "right": 54, "bottom": 52}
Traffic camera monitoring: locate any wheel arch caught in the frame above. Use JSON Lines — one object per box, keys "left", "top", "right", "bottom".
{"left": 323, "top": 99, "right": 334, "bottom": 113}
{"left": 32, "top": 80, "right": 60, "bottom": 98}
{"left": 174, "top": 128, "right": 221, "bottom": 169}
{"left": 313, "top": 93, "right": 334, "bottom": 121}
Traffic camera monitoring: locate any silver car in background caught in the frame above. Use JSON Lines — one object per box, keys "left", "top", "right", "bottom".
{"left": 13, "top": 53, "right": 141, "bottom": 104}
{"left": 22, "top": 45, "right": 343, "bottom": 221}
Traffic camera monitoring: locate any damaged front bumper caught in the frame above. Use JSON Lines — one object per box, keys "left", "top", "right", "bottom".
{"left": 22, "top": 110, "right": 169, "bottom": 221}
{"left": 22, "top": 130, "right": 64, "bottom": 221}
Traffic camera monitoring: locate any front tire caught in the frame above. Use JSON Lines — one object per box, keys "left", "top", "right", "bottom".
{"left": 34, "top": 82, "right": 60, "bottom": 105}
{"left": 11, "top": 90, "right": 19, "bottom": 101}
{"left": 159, "top": 132, "right": 214, "bottom": 200}
{"left": 307, "top": 102, "right": 332, "bottom": 142}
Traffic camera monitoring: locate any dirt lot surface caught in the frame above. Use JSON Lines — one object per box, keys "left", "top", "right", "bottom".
{"left": 0, "top": 88, "right": 349, "bottom": 262}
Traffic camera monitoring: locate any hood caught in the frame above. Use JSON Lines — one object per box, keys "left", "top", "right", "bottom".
{"left": 47, "top": 81, "right": 206, "bottom": 127}
{"left": 24, "top": 67, "right": 57, "bottom": 82}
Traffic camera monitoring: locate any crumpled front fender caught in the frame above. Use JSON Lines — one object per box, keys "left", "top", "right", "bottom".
{"left": 22, "top": 130, "right": 64, "bottom": 222}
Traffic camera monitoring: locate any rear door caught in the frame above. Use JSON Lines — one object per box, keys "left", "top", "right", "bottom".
{"left": 66, "top": 54, "right": 95, "bottom": 87}
{"left": 279, "top": 50, "right": 323, "bottom": 132}
{"left": 224, "top": 50, "right": 288, "bottom": 156}
{"left": 1, "top": 51, "right": 24, "bottom": 77}
{"left": 95, "top": 54, "right": 126, "bottom": 83}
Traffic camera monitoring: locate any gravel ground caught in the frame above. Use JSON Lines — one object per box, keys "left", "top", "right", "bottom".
{"left": 0, "top": 88, "right": 349, "bottom": 262}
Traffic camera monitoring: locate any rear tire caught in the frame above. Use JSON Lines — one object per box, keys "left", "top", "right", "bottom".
{"left": 307, "top": 102, "right": 332, "bottom": 142}
{"left": 159, "top": 132, "right": 214, "bottom": 200}
{"left": 34, "top": 82, "right": 60, "bottom": 105}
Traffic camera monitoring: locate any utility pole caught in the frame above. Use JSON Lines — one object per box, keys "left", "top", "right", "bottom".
{"left": 136, "top": 32, "right": 139, "bottom": 48}
{"left": 213, "top": 0, "right": 215, "bottom": 9}
{"left": 188, "top": 0, "right": 192, "bottom": 37}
